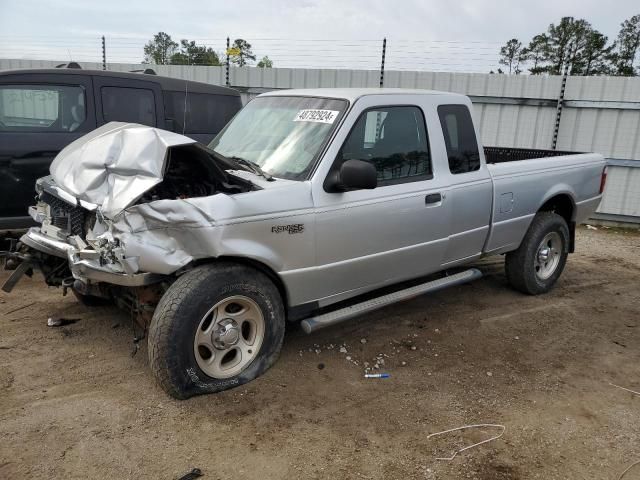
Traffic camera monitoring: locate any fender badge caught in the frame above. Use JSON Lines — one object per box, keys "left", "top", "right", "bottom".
{"left": 271, "top": 224, "right": 304, "bottom": 234}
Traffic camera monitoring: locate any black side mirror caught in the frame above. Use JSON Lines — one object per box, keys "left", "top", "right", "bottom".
{"left": 326, "top": 159, "right": 377, "bottom": 192}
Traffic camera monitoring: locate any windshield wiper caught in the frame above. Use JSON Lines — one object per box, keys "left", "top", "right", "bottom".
{"left": 227, "top": 156, "right": 274, "bottom": 181}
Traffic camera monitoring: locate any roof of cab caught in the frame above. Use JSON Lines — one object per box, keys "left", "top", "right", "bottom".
{"left": 0, "top": 68, "right": 240, "bottom": 96}
{"left": 258, "top": 88, "right": 468, "bottom": 102}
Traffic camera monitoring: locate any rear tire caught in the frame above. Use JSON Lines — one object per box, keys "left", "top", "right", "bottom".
{"left": 148, "top": 263, "right": 285, "bottom": 399}
{"left": 505, "top": 212, "right": 570, "bottom": 295}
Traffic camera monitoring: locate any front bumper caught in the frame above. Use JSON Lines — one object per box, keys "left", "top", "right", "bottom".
{"left": 20, "top": 227, "right": 163, "bottom": 287}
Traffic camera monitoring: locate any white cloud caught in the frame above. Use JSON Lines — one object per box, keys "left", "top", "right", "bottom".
{"left": 0, "top": 0, "right": 637, "bottom": 71}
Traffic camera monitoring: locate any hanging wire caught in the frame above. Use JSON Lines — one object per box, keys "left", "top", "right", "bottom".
{"left": 0, "top": 35, "right": 504, "bottom": 73}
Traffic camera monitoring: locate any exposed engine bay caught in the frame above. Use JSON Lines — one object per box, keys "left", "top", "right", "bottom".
{"left": 139, "top": 144, "right": 254, "bottom": 204}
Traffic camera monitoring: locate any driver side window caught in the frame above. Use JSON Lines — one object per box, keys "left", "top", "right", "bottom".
{"left": 337, "top": 106, "right": 432, "bottom": 185}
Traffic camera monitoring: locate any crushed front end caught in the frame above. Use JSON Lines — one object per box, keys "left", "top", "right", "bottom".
{"left": 1, "top": 122, "right": 254, "bottom": 324}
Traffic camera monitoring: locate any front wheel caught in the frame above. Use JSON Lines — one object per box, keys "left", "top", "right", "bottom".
{"left": 148, "top": 263, "right": 285, "bottom": 399}
{"left": 505, "top": 212, "right": 570, "bottom": 295}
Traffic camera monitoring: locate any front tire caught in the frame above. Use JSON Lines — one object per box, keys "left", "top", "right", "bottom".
{"left": 148, "top": 263, "right": 285, "bottom": 399}
{"left": 505, "top": 212, "right": 570, "bottom": 295}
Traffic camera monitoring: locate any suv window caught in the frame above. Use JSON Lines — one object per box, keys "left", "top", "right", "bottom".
{"left": 338, "top": 106, "right": 431, "bottom": 184}
{"left": 437, "top": 104, "right": 480, "bottom": 174}
{"left": 164, "top": 91, "right": 239, "bottom": 134}
{"left": 101, "top": 86, "right": 156, "bottom": 126}
{"left": 0, "top": 84, "right": 86, "bottom": 132}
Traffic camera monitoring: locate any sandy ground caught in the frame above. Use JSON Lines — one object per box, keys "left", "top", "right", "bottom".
{"left": 1, "top": 227, "right": 640, "bottom": 480}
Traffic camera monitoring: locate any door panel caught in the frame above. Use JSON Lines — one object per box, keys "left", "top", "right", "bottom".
{"left": 311, "top": 99, "right": 451, "bottom": 305}
{"left": 313, "top": 184, "right": 450, "bottom": 303}
{"left": 436, "top": 104, "right": 493, "bottom": 264}
{"left": 0, "top": 73, "right": 95, "bottom": 224}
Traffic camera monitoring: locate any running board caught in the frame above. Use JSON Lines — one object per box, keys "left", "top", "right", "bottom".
{"left": 300, "top": 268, "right": 482, "bottom": 334}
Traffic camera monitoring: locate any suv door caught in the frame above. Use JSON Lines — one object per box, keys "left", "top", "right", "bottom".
{"left": 310, "top": 96, "right": 451, "bottom": 305}
{"left": 0, "top": 72, "right": 95, "bottom": 228}
{"left": 92, "top": 76, "right": 163, "bottom": 128}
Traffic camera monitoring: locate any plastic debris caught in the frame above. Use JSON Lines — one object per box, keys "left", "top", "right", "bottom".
{"left": 47, "top": 317, "right": 79, "bottom": 327}
{"left": 586, "top": 224, "right": 598, "bottom": 230}
{"left": 610, "top": 382, "right": 640, "bottom": 396}
{"left": 618, "top": 459, "right": 640, "bottom": 480}
{"left": 364, "top": 373, "right": 390, "bottom": 379}
{"left": 360, "top": 338, "right": 367, "bottom": 344}
{"left": 427, "top": 424, "right": 505, "bottom": 461}
{"left": 177, "top": 468, "right": 203, "bottom": 480}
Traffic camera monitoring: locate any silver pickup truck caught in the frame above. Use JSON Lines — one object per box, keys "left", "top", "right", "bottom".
{"left": 2, "top": 88, "right": 606, "bottom": 399}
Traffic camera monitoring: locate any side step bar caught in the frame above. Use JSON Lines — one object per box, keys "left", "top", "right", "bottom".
{"left": 300, "top": 268, "right": 482, "bottom": 334}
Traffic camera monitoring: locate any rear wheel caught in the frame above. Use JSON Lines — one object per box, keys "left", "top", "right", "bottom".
{"left": 505, "top": 212, "right": 570, "bottom": 295}
{"left": 148, "top": 263, "right": 285, "bottom": 399}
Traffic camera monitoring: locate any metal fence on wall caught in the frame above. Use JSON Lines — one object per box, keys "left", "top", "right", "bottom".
{"left": 1, "top": 58, "right": 639, "bottom": 224}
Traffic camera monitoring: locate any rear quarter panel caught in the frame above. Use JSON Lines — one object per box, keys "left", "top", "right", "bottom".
{"left": 484, "top": 153, "right": 605, "bottom": 254}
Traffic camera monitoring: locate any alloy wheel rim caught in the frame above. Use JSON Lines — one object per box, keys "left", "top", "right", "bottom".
{"left": 534, "top": 232, "right": 562, "bottom": 280}
{"left": 193, "top": 295, "right": 265, "bottom": 379}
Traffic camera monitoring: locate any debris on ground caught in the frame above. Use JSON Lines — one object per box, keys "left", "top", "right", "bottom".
{"left": 427, "top": 424, "right": 506, "bottom": 461}
{"left": 364, "top": 373, "right": 390, "bottom": 379}
{"left": 5, "top": 302, "right": 36, "bottom": 315}
{"left": 586, "top": 224, "right": 598, "bottom": 230}
{"left": 618, "top": 459, "right": 640, "bottom": 480}
{"left": 47, "top": 317, "right": 79, "bottom": 327}
{"left": 609, "top": 382, "right": 640, "bottom": 396}
{"left": 176, "top": 468, "right": 203, "bottom": 480}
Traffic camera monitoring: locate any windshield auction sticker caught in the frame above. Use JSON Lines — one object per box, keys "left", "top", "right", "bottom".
{"left": 294, "top": 109, "right": 339, "bottom": 124}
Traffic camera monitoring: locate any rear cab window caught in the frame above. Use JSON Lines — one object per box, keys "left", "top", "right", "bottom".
{"left": 0, "top": 84, "right": 86, "bottom": 132}
{"left": 437, "top": 104, "right": 481, "bottom": 174}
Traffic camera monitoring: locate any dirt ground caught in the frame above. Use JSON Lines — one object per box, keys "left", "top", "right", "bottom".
{"left": 1, "top": 227, "right": 640, "bottom": 480}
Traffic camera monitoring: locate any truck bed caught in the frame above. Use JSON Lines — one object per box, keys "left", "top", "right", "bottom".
{"left": 484, "top": 146, "right": 582, "bottom": 164}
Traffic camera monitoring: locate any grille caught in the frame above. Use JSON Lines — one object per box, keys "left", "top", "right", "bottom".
{"left": 41, "top": 191, "right": 87, "bottom": 236}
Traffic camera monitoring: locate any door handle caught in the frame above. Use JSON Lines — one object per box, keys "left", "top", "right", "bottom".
{"left": 425, "top": 193, "right": 442, "bottom": 205}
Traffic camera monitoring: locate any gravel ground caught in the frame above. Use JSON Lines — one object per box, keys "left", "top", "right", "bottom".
{"left": 1, "top": 227, "right": 639, "bottom": 480}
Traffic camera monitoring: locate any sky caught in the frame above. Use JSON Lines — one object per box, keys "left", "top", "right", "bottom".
{"left": 0, "top": 0, "right": 638, "bottom": 72}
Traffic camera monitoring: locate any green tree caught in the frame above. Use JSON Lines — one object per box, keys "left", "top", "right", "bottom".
{"left": 498, "top": 38, "right": 525, "bottom": 74}
{"left": 228, "top": 39, "right": 256, "bottom": 67}
{"left": 615, "top": 14, "right": 640, "bottom": 76}
{"left": 171, "top": 40, "right": 221, "bottom": 65}
{"left": 521, "top": 34, "right": 550, "bottom": 74}
{"left": 257, "top": 56, "right": 273, "bottom": 68}
{"left": 143, "top": 32, "right": 178, "bottom": 65}
{"left": 574, "top": 30, "right": 615, "bottom": 75}
{"left": 525, "top": 17, "right": 614, "bottom": 75}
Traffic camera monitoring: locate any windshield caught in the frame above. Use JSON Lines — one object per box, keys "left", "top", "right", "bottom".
{"left": 208, "top": 96, "right": 348, "bottom": 180}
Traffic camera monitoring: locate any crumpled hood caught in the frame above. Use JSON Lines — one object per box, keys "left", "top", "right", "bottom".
{"left": 50, "top": 122, "right": 196, "bottom": 218}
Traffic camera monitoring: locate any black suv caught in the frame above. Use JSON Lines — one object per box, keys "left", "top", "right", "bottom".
{"left": 0, "top": 67, "right": 242, "bottom": 231}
